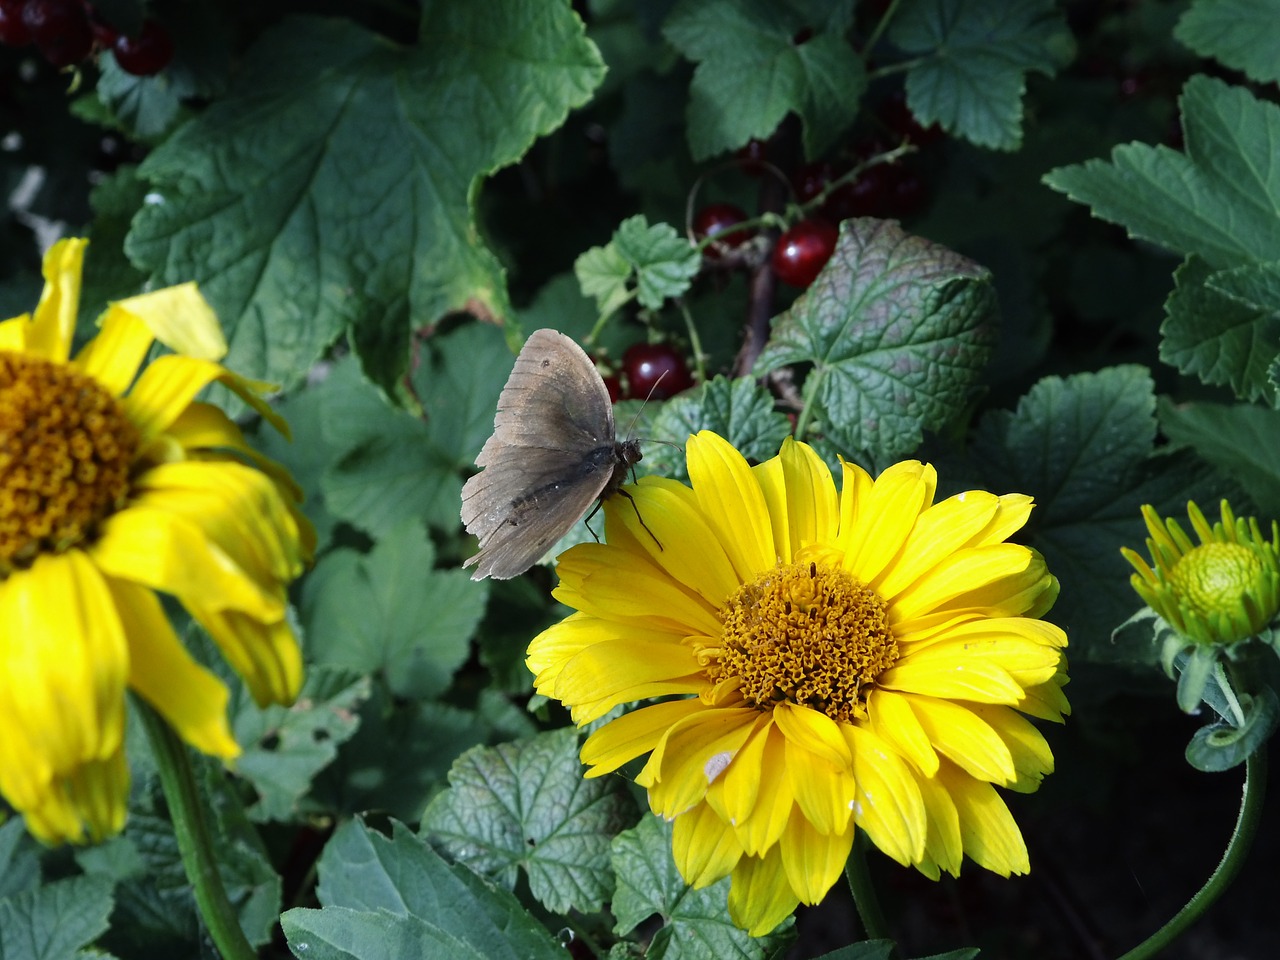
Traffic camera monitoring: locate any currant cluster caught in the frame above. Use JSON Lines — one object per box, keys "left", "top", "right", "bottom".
{"left": 693, "top": 91, "right": 941, "bottom": 291}
{"left": 0, "top": 0, "right": 173, "bottom": 74}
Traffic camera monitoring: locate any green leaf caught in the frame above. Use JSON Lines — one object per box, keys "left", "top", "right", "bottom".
{"left": 0, "top": 819, "right": 40, "bottom": 901}
{"left": 421, "top": 728, "right": 636, "bottom": 914}
{"left": 282, "top": 819, "right": 564, "bottom": 960}
{"left": 808, "top": 944, "right": 895, "bottom": 960}
{"left": 663, "top": 0, "right": 864, "bottom": 160}
{"left": 311, "top": 687, "right": 524, "bottom": 822}
{"left": 755, "top": 218, "right": 996, "bottom": 465}
{"left": 77, "top": 167, "right": 148, "bottom": 337}
{"left": 232, "top": 668, "right": 369, "bottom": 822}
{"left": 1157, "top": 398, "right": 1280, "bottom": 518}
{"left": 612, "top": 815, "right": 794, "bottom": 959}
{"left": 1160, "top": 256, "right": 1280, "bottom": 405}
{"left": 1208, "top": 257, "right": 1280, "bottom": 314}
{"left": 126, "top": 10, "right": 605, "bottom": 391}
{"left": 412, "top": 322, "right": 516, "bottom": 468}
{"left": 967, "top": 366, "right": 1230, "bottom": 654}
{"left": 890, "top": 0, "right": 1070, "bottom": 150}
{"left": 302, "top": 524, "right": 485, "bottom": 700}
{"left": 316, "top": 357, "right": 459, "bottom": 536}
{"left": 575, "top": 215, "right": 701, "bottom": 318}
{"left": 1043, "top": 76, "right": 1280, "bottom": 269}
{"left": 1175, "top": 0, "right": 1280, "bottom": 84}
{"left": 0, "top": 875, "right": 114, "bottom": 960}
{"left": 95, "top": 55, "right": 190, "bottom": 140}
{"left": 643, "top": 376, "right": 793, "bottom": 481}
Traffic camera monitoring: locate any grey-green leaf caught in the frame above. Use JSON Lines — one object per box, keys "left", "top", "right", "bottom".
{"left": 755, "top": 218, "right": 995, "bottom": 465}
{"left": 1175, "top": 0, "right": 1280, "bottom": 84}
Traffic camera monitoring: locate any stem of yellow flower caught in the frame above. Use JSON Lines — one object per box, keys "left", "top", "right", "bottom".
{"left": 138, "top": 700, "right": 259, "bottom": 960}
{"left": 1115, "top": 745, "right": 1268, "bottom": 960}
{"left": 845, "top": 833, "right": 892, "bottom": 942}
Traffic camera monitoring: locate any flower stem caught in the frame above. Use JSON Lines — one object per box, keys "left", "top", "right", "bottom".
{"left": 1116, "top": 745, "right": 1268, "bottom": 960}
{"left": 845, "top": 835, "right": 892, "bottom": 941}
{"left": 139, "top": 700, "right": 259, "bottom": 960}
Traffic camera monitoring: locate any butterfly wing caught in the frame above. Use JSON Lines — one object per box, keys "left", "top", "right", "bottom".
{"left": 461, "top": 329, "right": 618, "bottom": 580}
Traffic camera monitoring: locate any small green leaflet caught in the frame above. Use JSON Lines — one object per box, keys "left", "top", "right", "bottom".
{"left": 421, "top": 728, "right": 636, "bottom": 915}
{"left": 663, "top": 0, "right": 864, "bottom": 161}
{"left": 1175, "top": 0, "right": 1280, "bottom": 84}
{"left": 126, "top": 8, "right": 605, "bottom": 392}
{"left": 0, "top": 875, "right": 114, "bottom": 960}
{"left": 889, "top": 0, "right": 1071, "bottom": 150}
{"left": 575, "top": 215, "right": 702, "bottom": 319}
{"left": 754, "top": 218, "right": 995, "bottom": 466}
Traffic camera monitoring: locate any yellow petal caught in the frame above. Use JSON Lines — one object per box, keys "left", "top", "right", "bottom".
{"left": 604, "top": 479, "right": 742, "bottom": 608}
{"left": 845, "top": 724, "right": 926, "bottom": 866}
{"left": 90, "top": 505, "right": 283, "bottom": 620}
{"left": 185, "top": 602, "right": 302, "bottom": 707}
{"left": 871, "top": 490, "right": 1000, "bottom": 597}
{"left": 897, "top": 692, "right": 1016, "bottom": 785}
{"left": 647, "top": 707, "right": 760, "bottom": 819}
{"left": 877, "top": 654, "right": 1026, "bottom": 704}
{"left": 730, "top": 722, "right": 794, "bottom": 856}
{"left": 753, "top": 438, "right": 839, "bottom": 561}
{"left": 728, "top": 846, "right": 801, "bottom": 936}
{"left": 28, "top": 237, "right": 87, "bottom": 361}
{"left": 779, "top": 812, "right": 853, "bottom": 903}
{"left": 783, "top": 732, "right": 852, "bottom": 836}
{"left": 866, "top": 688, "right": 938, "bottom": 776}
{"left": 526, "top": 613, "right": 677, "bottom": 691}
{"left": 125, "top": 354, "right": 288, "bottom": 444}
{"left": 0, "top": 314, "right": 32, "bottom": 350}
{"left": 965, "top": 703, "right": 1054, "bottom": 792}
{"left": 112, "top": 282, "right": 226, "bottom": 360}
{"left": 672, "top": 803, "right": 743, "bottom": 888}
{"left": 773, "top": 702, "right": 852, "bottom": 769}
{"left": 916, "top": 768, "right": 962, "bottom": 877}
{"left": 937, "top": 762, "right": 1029, "bottom": 875}
{"left": 836, "top": 458, "right": 873, "bottom": 543}
{"left": 840, "top": 461, "right": 936, "bottom": 584}
{"left": 686, "top": 431, "right": 775, "bottom": 578}
{"left": 888, "top": 543, "right": 1039, "bottom": 623}
{"left": 0, "top": 552, "right": 127, "bottom": 770}
{"left": 71, "top": 303, "right": 155, "bottom": 396}
{"left": 110, "top": 579, "right": 239, "bottom": 760}
{"left": 711, "top": 714, "right": 771, "bottom": 828}
{"left": 581, "top": 699, "right": 703, "bottom": 777}
{"left": 552, "top": 639, "right": 707, "bottom": 723}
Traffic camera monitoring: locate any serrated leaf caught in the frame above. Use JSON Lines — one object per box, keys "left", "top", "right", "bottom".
{"left": 233, "top": 668, "right": 369, "bottom": 822}
{"left": 644, "top": 376, "right": 793, "bottom": 481}
{"left": 576, "top": 215, "right": 701, "bottom": 318}
{"left": 95, "top": 55, "right": 190, "bottom": 140}
{"left": 421, "top": 728, "right": 636, "bottom": 914}
{"left": 664, "top": 0, "right": 864, "bottom": 160}
{"left": 302, "top": 524, "right": 485, "bottom": 700}
{"left": 1043, "top": 76, "right": 1280, "bottom": 270}
{"left": 1157, "top": 398, "right": 1280, "bottom": 518}
{"left": 612, "top": 815, "right": 794, "bottom": 960}
{"left": 316, "top": 357, "right": 459, "bottom": 535}
{"left": 755, "top": 218, "right": 995, "bottom": 465}
{"left": 890, "top": 0, "right": 1069, "bottom": 150}
{"left": 967, "top": 366, "right": 1231, "bottom": 653}
{"left": 1208, "top": 258, "right": 1280, "bottom": 314}
{"left": 284, "top": 819, "right": 563, "bottom": 960}
{"left": 1175, "top": 0, "right": 1280, "bottom": 84}
{"left": 0, "top": 820, "right": 40, "bottom": 901}
{"left": 0, "top": 875, "right": 113, "bottom": 960}
{"left": 1160, "top": 256, "right": 1280, "bottom": 405}
{"left": 126, "top": 10, "right": 605, "bottom": 391}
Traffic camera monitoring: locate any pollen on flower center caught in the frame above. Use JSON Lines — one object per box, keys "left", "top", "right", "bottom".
{"left": 0, "top": 351, "right": 138, "bottom": 574}
{"left": 711, "top": 560, "right": 898, "bottom": 723}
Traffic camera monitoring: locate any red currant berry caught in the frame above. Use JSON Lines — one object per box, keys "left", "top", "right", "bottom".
{"left": 622, "top": 342, "right": 693, "bottom": 400}
{"left": 113, "top": 19, "right": 174, "bottom": 76}
{"left": 24, "top": 0, "right": 94, "bottom": 66}
{"left": 0, "top": 0, "right": 31, "bottom": 45}
{"left": 693, "top": 202, "right": 752, "bottom": 256}
{"left": 772, "top": 219, "right": 838, "bottom": 288}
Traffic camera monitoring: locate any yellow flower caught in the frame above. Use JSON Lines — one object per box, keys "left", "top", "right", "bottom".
{"left": 0, "top": 238, "right": 313, "bottom": 845}
{"left": 1122, "top": 500, "right": 1280, "bottom": 647}
{"left": 527, "top": 432, "right": 1069, "bottom": 935}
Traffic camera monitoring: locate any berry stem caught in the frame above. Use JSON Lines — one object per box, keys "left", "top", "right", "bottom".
{"left": 676, "top": 299, "right": 707, "bottom": 384}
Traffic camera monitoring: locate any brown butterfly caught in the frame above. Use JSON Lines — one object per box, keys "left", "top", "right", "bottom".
{"left": 460, "top": 328, "right": 641, "bottom": 580}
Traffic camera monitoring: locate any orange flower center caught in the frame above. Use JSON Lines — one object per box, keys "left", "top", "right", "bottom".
{"left": 712, "top": 560, "right": 898, "bottom": 723}
{"left": 0, "top": 350, "right": 137, "bottom": 574}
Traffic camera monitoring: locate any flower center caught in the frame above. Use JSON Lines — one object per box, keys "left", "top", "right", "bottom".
{"left": 1171, "top": 542, "right": 1265, "bottom": 621}
{"left": 0, "top": 351, "right": 138, "bottom": 574}
{"left": 712, "top": 559, "right": 899, "bottom": 723}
